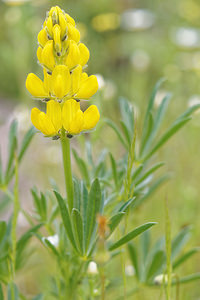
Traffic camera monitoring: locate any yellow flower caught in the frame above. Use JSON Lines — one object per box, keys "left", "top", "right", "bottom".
{"left": 31, "top": 100, "right": 62, "bottom": 136}
{"left": 26, "top": 69, "right": 51, "bottom": 99}
{"left": 26, "top": 65, "right": 98, "bottom": 101}
{"left": 31, "top": 99, "right": 100, "bottom": 137}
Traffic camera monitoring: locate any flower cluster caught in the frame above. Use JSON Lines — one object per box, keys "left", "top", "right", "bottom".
{"left": 26, "top": 6, "right": 100, "bottom": 137}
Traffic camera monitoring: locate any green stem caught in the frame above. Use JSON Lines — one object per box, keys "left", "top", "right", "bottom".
{"left": 60, "top": 129, "right": 74, "bottom": 212}
{"left": 10, "top": 154, "right": 20, "bottom": 300}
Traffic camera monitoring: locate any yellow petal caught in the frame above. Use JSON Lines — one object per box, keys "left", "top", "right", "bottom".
{"left": 53, "top": 24, "right": 61, "bottom": 55}
{"left": 65, "top": 40, "right": 80, "bottom": 69}
{"left": 69, "top": 110, "right": 84, "bottom": 134}
{"left": 67, "top": 23, "right": 80, "bottom": 43}
{"left": 62, "top": 99, "right": 80, "bottom": 131}
{"left": 51, "top": 65, "right": 71, "bottom": 99}
{"left": 71, "top": 65, "right": 82, "bottom": 96}
{"left": 65, "top": 13, "right": 75, "bottom": 26}
{"left": 75, "top": 75, "right": 98, "bottom": 99}
{"left": 43, "top": 69, "right": 51, "bottom": 94}
{"left": 59, "top": 12, "right": 68, "bottom": 38}
{"left": 38, "top": 112, "right": 57, "bottom": 136}
{"left": 83, "top": 105, "right": 100, "bottom": 130}
{"left": 38, "top": 28, "right": 48, "bottom": 48}
{"left": 46, "top": 100, "right": 62, "bottom": 132}
{"left": 37, "top": 46, "right": 42, "bottom": 63}
{"left": 78, "top": 43, "right": 90, "bottom": 66}
{"left": 41, "top": 40, "right": 55, "bottom": 71}
{"left": 26, "top": 73, "right": 48, "bottom": 98}
{"left": 46, "top": 16, "right": 53, "bottom": 37}
{"left": 31, "top": 107, "right": 43, "bottom": 132}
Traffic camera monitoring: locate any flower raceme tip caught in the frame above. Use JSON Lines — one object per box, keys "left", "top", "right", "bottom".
{"left": 31, "top": 99, "right": 100, "bottom": 137}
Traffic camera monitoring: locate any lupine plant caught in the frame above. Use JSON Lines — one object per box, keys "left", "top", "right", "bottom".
{"left": 0, "top": 5, "right": 200, "bottom": 300}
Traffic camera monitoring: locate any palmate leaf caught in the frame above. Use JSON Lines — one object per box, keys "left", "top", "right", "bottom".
{"left": 109, "top": 222, "right": 156, "bottom": 251}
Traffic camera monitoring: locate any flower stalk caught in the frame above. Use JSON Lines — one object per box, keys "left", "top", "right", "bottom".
{"left": 60, "top": 129, "right": 74, "bottom": 212}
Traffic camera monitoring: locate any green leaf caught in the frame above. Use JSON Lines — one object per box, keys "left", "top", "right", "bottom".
{"left": 73, "top": 178, "right": 81, "bottom": 211}
{"left": 109, "top": 222, "right": 156, "bottom": 251}
{"left": 171, "top": 226, "right": 191, "bottom": 261}
{"left": 17, "top": 224, "right": 43, "bottom": 254}
{"left": 54, "top": 191, "right": 78, "bottom": 252}
{"left": 171, "top": 273, "right": 200, "bottom": 285}
{"left": 146, "top": 250, "right": 166, "bottom": 281}
{"left": 0, "top": 221, "right": 6, "bottom": 245}
{"left": 43, "top": 238, "right": 59, "bottom": 257}
{"left": 0, "top": 283, "right": 3, "bottom": 299}
{"left": 119, "top": 197, "right": 136, "bottom": 212}
{"left": 140, "top": 112, "right": 154, "bottom": 154}
{"left": 108, "top": 212, "right": 125, "bottom": 237}
{"left": 143, "top": 117, "right": 191, "bottom": 161}
{"left": 140, "top": 230, "right": 150, "bottom": 263}
{"left": 85, "top": 179, "right": 101, "bottom": 252}
{"left": 128, "top": 243, "right": 140, "bottom": 279}
{"left": 119, "top": 97, "right": 134, "bottom": 136}
{"left": 72, "top": 149, "right": 90, "bottom": 187}
{"left": 18, "top": 126, "right": 36, "bottom": 163}
{"left": 7, "top": 283, "right": 19, "bottom": 300}
{"left": 109, "top": 153, "right": 118, "bottom": 190}
{"left": 5, "top": 120, "right": 18, "bottom": 182}
{"left": 81, "top": 181, "right": 88, "bottom": 253}
{"left": 132, "top": 164, "right": 144, "bottom": 181}
{"left": 134, "top": 174, "right": 170, "bottom": 207}
{"left": 72, "top": 208, "right": 83, "bottom": 253}
{"left": 173, "top": 247, "right": 200, "bottom": 269}
{"left": 141, "top": 79, "right": 165, "bottom": 145}
{"left": 142, "top": 93, "right": 171, "bottom": 155}
{"left": 120, "top": 121, "right": 131, "bottom": 146}
{"left": 105, "top": 118, "right": 128, "bottom": 149}
{"left": 135, "top": 162, "right": 165, "bottom": 186}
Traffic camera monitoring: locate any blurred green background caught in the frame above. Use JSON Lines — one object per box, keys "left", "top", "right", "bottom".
{"left": 0, "top": 0, "right": 200, "bottom": 298}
